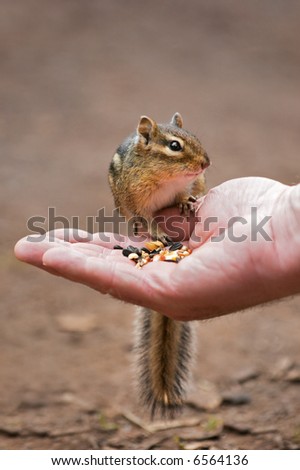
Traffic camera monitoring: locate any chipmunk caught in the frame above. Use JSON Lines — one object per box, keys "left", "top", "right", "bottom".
{"left": 108, "top": 113, "right": 210, "bottom": 417}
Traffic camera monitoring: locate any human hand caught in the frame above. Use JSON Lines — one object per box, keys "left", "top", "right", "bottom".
{"left": 14, "top": 177, "right": 300, "bottom": 320}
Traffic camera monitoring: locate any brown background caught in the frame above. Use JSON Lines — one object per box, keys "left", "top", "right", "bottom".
{"left": 0, "top": 0, "right": 299, "bottom": 449}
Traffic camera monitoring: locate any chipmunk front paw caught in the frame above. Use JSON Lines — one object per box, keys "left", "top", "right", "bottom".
{"left": 154, "top": 233, "right": 173, "bottom": 246}
{"left": 178, "top": 196, "right": 197, "bottom": 216}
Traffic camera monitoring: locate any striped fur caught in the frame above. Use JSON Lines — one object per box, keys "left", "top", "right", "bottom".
{"left": 108, "top": 114, "right": 209, "bottom": 418}
{"left": 135, "top": 308, "right": 193, "bottom": 418}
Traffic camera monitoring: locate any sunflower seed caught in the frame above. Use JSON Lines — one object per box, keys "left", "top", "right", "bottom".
{"left": 169, "top": 242, "right": 183, "bottom": 251}
{"left": 127, "top": 245, "right": 138, "bottom": 253}
{"left": 120, "top": 242, "right": 191, "bottom": 267}
{"left": 122, "top": 249, "right": 132, "bottom": 257}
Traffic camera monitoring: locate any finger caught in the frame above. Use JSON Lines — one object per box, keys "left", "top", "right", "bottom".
{"left": 41, "top": 247, "right": 154, "bottom": 306}
{"left": 52, "top": 229, "right": 151, "bottom": 249}
{"left": 52, "top": 228, "right": 129, "bottom": 247}
{"left": 41, "top": 229, "right": 128, "bottom": 248}
{"left": 14, "top": 235, "right": 71, "bottom": 271}
{"left": 87, "top": 232, "right": 150, "bottom": 249}
{"left": 72, "top": 243, "right": 138, "bottom": 265}
{"left": 48, "top": 228, "right": 93, "bottom": 243}
{"left": 189, "top": 191, "right": 225, "bottom": 249}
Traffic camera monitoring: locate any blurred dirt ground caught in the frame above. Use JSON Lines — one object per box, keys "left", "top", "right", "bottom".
{"left": 0, "top": 0, "right": 300, "bottom": 449}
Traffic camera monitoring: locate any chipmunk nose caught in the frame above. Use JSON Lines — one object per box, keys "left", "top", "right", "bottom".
{"left": 201, "top": 152, "right": 210, "bottom": 169}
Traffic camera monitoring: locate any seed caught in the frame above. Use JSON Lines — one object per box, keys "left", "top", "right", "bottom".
{"left": 150, "top": 248, "right": 161, "bottom": 254}
{"left": 130, "top": 247, "right": 142, "bottom": 256}
{"left": 165, "top": 253, "right": 180, "bottom": 262}
{"left": 144, "top": 240, "right": 165, "bottom": 250}
{"left": 113, "top": 245, "right": 123, "bottom": 250}
{"left": 152, "top": 240, "right": 164, "bottom": 248}
{"left": 122, "top": 248, "right": 132, "bottom": 257}
{"left": 181, "top": 250, "right": 190, "bottom": 256}
{"left": 136, "top": 258, "right": 148, "bottom": 268}
{"left": 144, "top": 242, "right": 159, "bottom": 251}
{"left": 121, "top": 243, "right": 191, "bottom": 267}
{"left": 127, "top": 245, "right": 139, "bottom": 253}
{"left": 169, "top": 242, "right": 183, "bottom": 251}
{"left": 128, "top": 253, "right": 139, "bottom": 260}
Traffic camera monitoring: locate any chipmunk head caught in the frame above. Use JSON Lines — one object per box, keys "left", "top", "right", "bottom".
{"left": 136, "top": 113, "right": 210, "bottom": 178}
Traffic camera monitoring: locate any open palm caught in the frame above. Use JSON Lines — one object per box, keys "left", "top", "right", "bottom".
{"left": 15, "top": 177, "right": 297, "bottom": 320}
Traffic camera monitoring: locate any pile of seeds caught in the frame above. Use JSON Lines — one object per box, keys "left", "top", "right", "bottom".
{"left": 113, "top": 241, "right": 192, "bottom": 268}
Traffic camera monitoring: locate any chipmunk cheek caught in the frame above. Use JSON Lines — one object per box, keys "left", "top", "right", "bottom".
{"left": 202, "top": 152, "right": 210, "bottom": 168}
{"left": 201, "top": 160, "right": 209, "bottom": 170}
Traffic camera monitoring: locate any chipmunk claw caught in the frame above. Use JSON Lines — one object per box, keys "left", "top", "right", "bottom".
{"left": 151, "top": 232, "right": 173, "bottom": 246}
{"left": 164, "top": 235, "right": 174, "bottom": 245}
{"left": 178, "top": 200, "right": 196, "bottom": 217}
{"left": 157, "top": 234, "right": 173, "bottom": 246}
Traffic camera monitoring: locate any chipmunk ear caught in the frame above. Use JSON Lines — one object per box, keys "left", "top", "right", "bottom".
{"left": 170, "top": 112, "right": 183, "bottom": 128}
{"left": 137, "top": 116, "right": 157, "bottom": 143}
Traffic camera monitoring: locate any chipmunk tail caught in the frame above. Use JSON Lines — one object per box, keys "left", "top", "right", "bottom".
{"left": 134, "top": 308, "right": 193, "bottom": 419}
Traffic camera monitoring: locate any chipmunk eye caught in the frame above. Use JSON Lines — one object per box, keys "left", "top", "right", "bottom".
{"left": 169, "top": 140, "right": 182, "bottom": 152}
